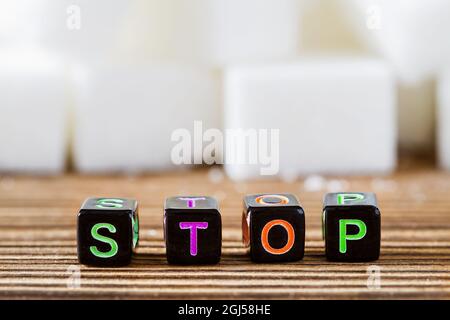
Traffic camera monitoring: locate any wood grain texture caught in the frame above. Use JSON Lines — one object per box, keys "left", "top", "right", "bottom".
{"left": 0, "top": 161, "right": 449, "bottom": 300}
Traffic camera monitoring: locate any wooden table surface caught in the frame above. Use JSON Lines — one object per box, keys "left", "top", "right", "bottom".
{"left": 0, "top": 160, "right": 449, "bottom": 299}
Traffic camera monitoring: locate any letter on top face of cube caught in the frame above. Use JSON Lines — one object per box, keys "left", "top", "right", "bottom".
{"left": 77, "top": 198, "right": 139, "bottom": 267}
{"left": 242, "top": 194, "right": 305, "bottom": 263}
{"left": 323, "top": 192, "right": 381, "bottom": 262}
{"left": 164, "top": 196, "right": 222, "bottom": 265}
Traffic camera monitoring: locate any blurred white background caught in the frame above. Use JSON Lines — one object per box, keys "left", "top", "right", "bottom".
{"left": 0, "top": 0, "right": 449, "bottom": 178}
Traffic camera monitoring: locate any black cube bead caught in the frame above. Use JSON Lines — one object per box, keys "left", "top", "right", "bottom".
{"left": 77, "top": 198, "right": 139, "bottom": 267}
{"left": 323, "top": 192, "right": 381, "bottom": 262}
{"left": 242, "top": 194, "right": 305, "bottom": 263}
{"left": 164, "top": 196, "right": 221, "bottom": 265}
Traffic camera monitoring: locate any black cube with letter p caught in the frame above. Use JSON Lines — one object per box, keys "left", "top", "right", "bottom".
{"left": 323, "top": 192, "right": 381, "bottom": 262}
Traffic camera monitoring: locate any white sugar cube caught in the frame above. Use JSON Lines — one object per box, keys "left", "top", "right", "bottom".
{"left": 300, "top": 0, "right": 365, "bottom": 53}
{"left": 0, "top": 49, "right": 69, "bottom": 173}
{"left": 114, "top": 0, "right": 177, "bottom": 62}
{"left": 339, "top": 0, "right": 445, "bottom": 153}
{"left": 72, "top": 63, "right": 220, "bottom": 173}
{"left": 224, "top": 58, "right": 397, "bottom": 180}
{"left": 438, "top": 71, "right": 450, "bottom": 170}
{"left": 341, "top": 0, "right": 450, "bottom": 83}
{"left": 398, "top": 80, "right": 436, "bottom": 153}
{"left": 0, "top": 0, "right": 135, "bottom": 62}
{"left": 172, "top": 0, "right": 301, "bottom": 65}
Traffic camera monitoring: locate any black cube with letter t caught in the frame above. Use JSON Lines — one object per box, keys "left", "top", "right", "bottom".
{"left": 164, "top": 196, "right": 222, "bottom": 265}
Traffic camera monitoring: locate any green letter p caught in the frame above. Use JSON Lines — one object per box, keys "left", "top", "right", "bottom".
{"left": 339, "top": 219, "right": 367, "bottom": 254}
{"left": 90, "top": 223, "right": 119, "bottom": 258}
{"left": 337, "top": 193, "right": 365, "bottom": 205}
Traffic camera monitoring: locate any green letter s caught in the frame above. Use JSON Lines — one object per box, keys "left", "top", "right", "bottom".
{"left": 90, "top": 223, "right": 119, "bottom": 258}
{"left": 339, "top": 219, "right": 367, "bottom": 254}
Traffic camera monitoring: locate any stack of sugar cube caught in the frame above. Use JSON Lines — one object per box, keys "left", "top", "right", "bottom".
{"left": 340, "top": 0, "right": 450, "bottom": 155}
{"left": 1, "top": 0, "right": 449, "bottom": 177}
{"left": 0, "top": 0, "right": 134, "bottom": 173}
{"left": 71, "top": 0, "right": 302, "bottom": 173}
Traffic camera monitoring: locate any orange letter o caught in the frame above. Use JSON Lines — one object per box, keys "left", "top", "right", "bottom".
{"left": 261, "top": 220, "right": 295, "bottom": 255}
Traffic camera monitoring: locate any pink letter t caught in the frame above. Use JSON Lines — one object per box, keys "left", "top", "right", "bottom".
{"left": 179, "top": 222, "right": 209, "bottom": 256}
